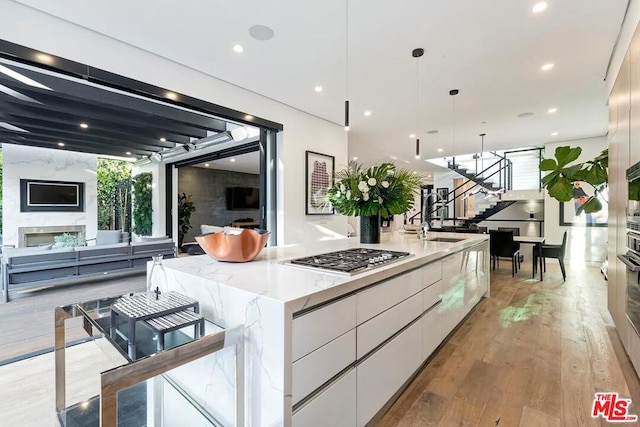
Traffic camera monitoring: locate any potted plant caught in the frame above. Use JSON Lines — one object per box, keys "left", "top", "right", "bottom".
{"left": 178, "top": 192, "right": 196, "bottom": 248}
{"left": 327, "top": 162, "right": 425, "bottom": 243}
{"left": 539, "top": 146, "right": 609, "bottom": 214}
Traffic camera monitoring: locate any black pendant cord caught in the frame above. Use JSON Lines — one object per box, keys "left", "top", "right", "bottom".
{"left": 412, "top": 48, "right": 424, "bottom": 159}
{"left": 344, "top": 0, "right": 350, "bottom": 131}
{"left": 479, "top": 133, "right": 486, "bottom": 178}
{"left": 450, "top": 89, "right": 459, "bottom": 155}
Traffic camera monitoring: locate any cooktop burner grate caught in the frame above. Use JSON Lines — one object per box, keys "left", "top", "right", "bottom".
{"left": 288, "top": 248, "right": 411, "bottom": 274}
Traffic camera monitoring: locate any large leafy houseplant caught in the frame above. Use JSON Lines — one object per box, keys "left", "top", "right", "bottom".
{"left": 327, "top": 162, "right": 424, "bottom": 217}
{"left": 539, "top": 146, "right": 609, "bottom": 214}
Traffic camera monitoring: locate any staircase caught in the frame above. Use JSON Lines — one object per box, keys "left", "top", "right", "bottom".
{"left": 447, "top": 161, "right": 502, "bottom": 192}
{"left": 466, "top": 200, "right": 517, "bottom": 223}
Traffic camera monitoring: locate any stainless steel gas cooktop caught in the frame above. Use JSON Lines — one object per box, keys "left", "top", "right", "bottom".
{"left": 286, "top": 248, "right": 412, "bottom": 275}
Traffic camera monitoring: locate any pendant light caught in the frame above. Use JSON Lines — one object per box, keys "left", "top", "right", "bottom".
{"left": 450, "top": 89, "right": 459, "bottom": 157}
{"left": 479, "top": 133, "right": 486, "bottom": 178}
{"left": 412, "top": 48, "right": 424, "bottom": 159}
{"left": 344, "top": 0, "right": 350, "bottom": 131}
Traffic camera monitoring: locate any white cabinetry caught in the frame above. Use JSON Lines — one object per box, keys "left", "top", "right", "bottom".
{"left": 356, "top": 320, "right": 423, "bottom": 426}
{"left": 293, "top": 369, "right": 357, "bottom": 427}
{"left": 292, "top": 295, "right": 357, "bottom": 361}
{"left": 291, "top": 242, "right": 488, "bottom": 427}
{"left": 292, "top": 329, "right": 356, "bottom": 404}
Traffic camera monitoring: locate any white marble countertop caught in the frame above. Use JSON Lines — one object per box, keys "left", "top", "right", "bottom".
{"left": 162, "top": 231, "right": 489, "bottom": 312}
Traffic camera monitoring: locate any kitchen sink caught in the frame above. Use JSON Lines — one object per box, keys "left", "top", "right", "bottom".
{"left": 426, "top": 237, "right": 466, "bottom": 243}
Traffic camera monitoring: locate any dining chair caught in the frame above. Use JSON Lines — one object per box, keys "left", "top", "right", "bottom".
{"left": 498, "top": 227, "right": 522, "bottom": 261}
{"left": 489, "top": 230, "right": 521, "bottom": 276}
{"left": 534, "top": 231, "right": 568, "bottom": 282}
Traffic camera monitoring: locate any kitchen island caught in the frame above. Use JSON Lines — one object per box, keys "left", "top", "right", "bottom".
{"left": 159, "top": 231, "right": 489, "bottom": 426}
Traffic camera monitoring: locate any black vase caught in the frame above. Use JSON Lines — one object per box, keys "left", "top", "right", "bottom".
{"left": 360, "top": 214, "right": 381, "bottom": 244}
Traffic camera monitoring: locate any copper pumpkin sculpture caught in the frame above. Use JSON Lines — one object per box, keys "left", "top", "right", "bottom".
{"left": 195, "top": 229, "right": 270, "bottom": 262}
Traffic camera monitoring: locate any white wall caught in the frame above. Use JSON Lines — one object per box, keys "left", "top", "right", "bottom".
{"left": 2, "top": 145, "right": 97, "bottom": 246}
{"left": 0, "top": 1, "right": 348, "bottom": 245}
{"left": 544, "top": 136, "right": 608, "bottom": 262}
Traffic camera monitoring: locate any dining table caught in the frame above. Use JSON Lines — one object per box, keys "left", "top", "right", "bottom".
{"left": 513, "top": 235, "right": 546, "bottom": 281}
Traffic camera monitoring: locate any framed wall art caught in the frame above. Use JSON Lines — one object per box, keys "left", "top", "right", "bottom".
{"left": 305, "top": 151, "right": 334, "bottom": 215}
{"left": 558, "top": 182, "right": 608, "bottom": 227}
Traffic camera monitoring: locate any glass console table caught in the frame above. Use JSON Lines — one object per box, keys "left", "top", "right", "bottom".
{"left": 54, "top": 294, "right": 244, "bottom": 427}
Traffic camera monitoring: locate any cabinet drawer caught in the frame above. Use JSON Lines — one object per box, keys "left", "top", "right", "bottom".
{"left": 357, "top": 319, "right": 423, "bottom": 426}
{"left": 292, "top": 295, "right": 357, "bottom": 361}
{"left": 421, "top": 261, "right": 442, "bottom": 288}
{"left": 293, "top": 368, "right": 356, "bottom": 427}
{"left": 293, "top": 328, "right": 356, "bottom": 405}
{"left": 357, "top": 269, "right": 422, "bottom": 324}
{"left": 357, "top": 292, "right": 422, "bottom": 359}
{"left": 422, "top": 279, "right": 442, "bottom": 311}
{"left": 422, "top": 302, "right": 443, "bottom": 360}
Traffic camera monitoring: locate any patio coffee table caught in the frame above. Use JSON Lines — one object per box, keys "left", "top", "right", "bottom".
{"left": 110, "top": 291, "right": 202, "bottom": 359}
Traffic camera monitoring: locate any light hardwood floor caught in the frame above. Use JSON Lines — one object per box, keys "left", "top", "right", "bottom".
{"left": 0, "top": 273, "right": 146, "bottom": 363}
{"left": 0, "top": 260, "right": 639, "bottom": 426}
{"left": 378, "top": 260, "right": 640, "bottom": 427}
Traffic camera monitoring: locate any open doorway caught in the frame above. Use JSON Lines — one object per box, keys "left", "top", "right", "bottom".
{"left": 176, "top": 150, "right": 260, "bottom": 247}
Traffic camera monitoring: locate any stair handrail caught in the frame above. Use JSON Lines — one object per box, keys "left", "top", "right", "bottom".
{"left": 409, "top": 157, "right": 511, "bottom": 224}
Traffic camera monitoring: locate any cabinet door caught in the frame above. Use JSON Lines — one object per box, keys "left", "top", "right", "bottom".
{"left": 439, "top": 251, "right": 466, "bottom": 336}
{"left": 292, "top": 295, "right": 357, "bottom": 361}
{"left": 357, "top": 292, "right": 422, "bottom": 359}
{"left": 293, "top": 329, "right": 356, "bottom": 404}
{"left": 356, "top": 320, "right": 422, "bottom": 426}
{"left": 422, "top": 302, "right": 444, "bottom": 360}
{"left": 293, "top": 368, "right": 356, "bottom": 427}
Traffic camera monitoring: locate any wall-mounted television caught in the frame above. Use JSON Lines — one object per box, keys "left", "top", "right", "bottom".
{"left": 20, "top": 179, "right": 85, "bottom": 212}
{"left": 226, "top": 187, "right": 259, "bottom": 210}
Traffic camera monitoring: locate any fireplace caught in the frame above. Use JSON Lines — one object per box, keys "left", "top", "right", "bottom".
{"left": 18, "top": 225, "right": 86, "bottom": 247}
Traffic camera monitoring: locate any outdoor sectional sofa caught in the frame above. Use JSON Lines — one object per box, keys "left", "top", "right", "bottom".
{"left": 1, "top": 238, "right": 175, "bottom": 302}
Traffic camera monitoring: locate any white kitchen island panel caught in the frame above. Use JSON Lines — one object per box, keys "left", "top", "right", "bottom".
{"left": 159, "top": 232, "right": 489, "bottom": 426}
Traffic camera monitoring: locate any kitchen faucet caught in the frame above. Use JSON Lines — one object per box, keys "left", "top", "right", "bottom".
{"left": 419, "top": 192, "right": 444, "bottom": 239}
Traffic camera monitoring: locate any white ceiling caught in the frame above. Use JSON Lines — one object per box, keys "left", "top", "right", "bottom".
{"left": 13, "top": 0, "right": 628, "bottom": 171}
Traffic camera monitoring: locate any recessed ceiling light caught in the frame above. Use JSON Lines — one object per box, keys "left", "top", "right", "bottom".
{"left": 58, "top": 142, "right": 65, "bottom": 147}
{"left": 245, "top": 114, "right": 254, "bottom": 120}
{"left": 80, "top": 123, "right": 88, "bottom": 129}
{"left": 160, "top": 137, "right": 166, "bottom": 142}
{"left": 437, "top": 148, "right": 443, "bottom": 153}
{"left": 165, "top": 91, "right": 178, "bottom": 100}
{"left": 427, "top": 130, "right": 439, "bottom": 134}
{"left": 518, "top": 112, "right": 534, "bottom": 118}
{"left": 551, "top": 132, "right": 558, "bottom": 136}
{"left": 233, "top": 44, "right": 244, "bottom": 53}
{"left": 541, "top": 63, "right": 554, "bottom": 71}
{"left": 364, "top": 111, "right": 372, "bottom": 117}
{"left": 548, "top": 108, "right": 558, "bottom": 113}
{"left": 353, "top": 156, "right": 358, "bottom": 160}
{"left": 230, "top": 158, "right": 236, "bottom": 162}
{"left": 126, "top": 151, "right": 131, "bottom": 155}
{"left": 205, "top": 163, "right": 210, "bottom": 167}
{"left": 314, "top": 86, "right": 323, "bottom": 92}
{"left": 249, "top": 25, "right": 275, "bottom": 41}
{"left": 532, "top": 2, "right": 548, "bottom": 13}
{"left": 409, "top": 134, "right": 416, "bottom": 138}
{"left": 34, "top": 53, "right": 54, "bottom": 64}
{"left": 427, "top": 174, "right": 431, "bottom": 178}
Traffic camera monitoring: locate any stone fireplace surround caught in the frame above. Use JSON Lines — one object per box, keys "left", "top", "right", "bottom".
{"left": 18, "top": 225, "right": 86, "bottom": 248}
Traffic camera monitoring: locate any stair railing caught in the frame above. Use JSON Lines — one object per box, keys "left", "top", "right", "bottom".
{"left": 409, "top": 156, "right": 513, "bottom": 224}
